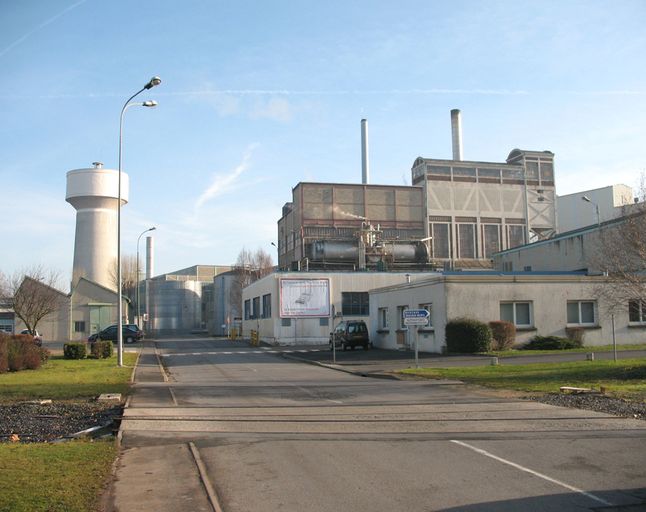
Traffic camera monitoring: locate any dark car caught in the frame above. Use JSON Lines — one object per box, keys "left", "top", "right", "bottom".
{"left": 88, "top": 325, "right": 142, "bottom": 344}
{"left": 329, "top": 320, "right": 370, "bottom": 351}
{"left": 20, "top": 329, "right": 43, "bottom": 346}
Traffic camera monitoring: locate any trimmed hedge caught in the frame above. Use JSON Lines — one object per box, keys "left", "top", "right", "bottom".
{"left": 489, "top": 321, "right": 516, "bottom": 350}
{"left": 0, "top": 333, "right": 48, "bottom": 372}
{"left": 522, "top": 335, "right": 582, "bottom": 350}
{"left": 445, "top": 318, "right": 492, "bottom": 353}
{"left": 63, "top": 342, "right": 87, "bottom": 359}
{"left": 90, "top": 340, "right": 113, "bottom": 359}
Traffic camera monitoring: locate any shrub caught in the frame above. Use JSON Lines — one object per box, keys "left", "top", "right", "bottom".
{"left": 64, "top": 342, "right": 87, "bottom": 359}
{"left": 565, "top": 327, "right": 585, "bottom": 347}
{"left": 522, "top": 335, "right": 581, "bottom": 350}
{"left": 445, "top": 318, "right": 492, "bottom": 353}
{"left": 489, "top": 321, "right": 516, "bottom": 350}
{"left": 91, "top": 340, "right": 113, "bottom": 359}
{"left": 0, "top": 334, "right": 45, "bottom": 372}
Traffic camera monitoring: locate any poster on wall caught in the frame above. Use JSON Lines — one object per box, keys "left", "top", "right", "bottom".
{"left": 279, "top": 278, "right": 330, "bottom": 317}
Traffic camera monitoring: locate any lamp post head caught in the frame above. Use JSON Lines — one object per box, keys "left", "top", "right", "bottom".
{"left": 582, "top": 196, "right": 592, "bottom": 203}
{"left": 145, "top": 76, "right": 162, "bottom": 90}
{"left": 142, "top": 100, "right": 158, "bottom": 107}
{"left": 149, "top": 226, "right": 157, "bottom": 232}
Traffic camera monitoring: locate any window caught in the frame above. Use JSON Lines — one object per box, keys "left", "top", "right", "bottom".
{"left": 319, "top": 317, "right": 329, "bottom": 326}
{"left": 342, "top": 292, "right": 369, "bottom": 316}
{"left": 252, "top": 297, "right": 260, "bottom": 319}
{"left": 419, "top": 303, "right": 433, "bottom": 327}
{"left": 500, "top": 301, "right": 532, "bottom": 327}
{"left": 507, "top": 225, "right": 525, "bottom": 249}
{"left": 281, "top": 318, "right": 291, "bottom": 327}
{"left": 378, "top": 307, "right": 389, "bottom": 329}
{"left": 483, "top": 224, "right": 501, "bottom": 258}
{"left": 629, "top": 300, "right": 646, "bottom": 323}
{"left": 397, "top": 305, "right": 409, "bottom": 329}
{"left": 567, "top": 301, "right": 596, "bottom": 325}
{"left": 431, "top": 223, "right": 451, "bottom": 258}
{"left": 244, "top": 299, "right": 251, "bottom": 320}
{"left": 74, "top": 321, "right": 86, "bottom": 333}
{"left": 458, "top": 224, "right": 476, "bottom": 259}
{"left": 262, "top": 294, "right": 271, "bottom": 318}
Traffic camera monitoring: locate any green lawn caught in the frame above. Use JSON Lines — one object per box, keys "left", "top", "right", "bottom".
{"left": 0, "top": 352, "right": 138, "bottom": 402}
{"left": 402, "top": 358, "right": 646, "bottom": 401}
{"left": 486, "top": 343, "right": 646, "bottom": 357}
{"left": 0, "top": 440, "right": 116, "bottom": 512}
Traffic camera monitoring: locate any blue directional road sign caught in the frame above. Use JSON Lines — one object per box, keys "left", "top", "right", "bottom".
{"left": 403, "top": 309, "right": 430, "bottom": 326}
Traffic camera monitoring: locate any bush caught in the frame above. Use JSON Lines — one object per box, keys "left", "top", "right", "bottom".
{"left": 565, "top": 327, "right": 585, "bottom": 346}
{"left": 0, "top": 334, "right": 45, "bottom": 372}
{"left": 445, "top": 318, "right": 492, "bottom": 353}
{"left": 489, "top": 321, "right": 516, "bottom": 350}
{"left": 522, "top": 335, "right": 581, "bottom": 350}
{"left": 90, "top": 340, "right": 113, "bottom": 359}
{"left": 64, "top": 342, "right": 87, "bottom": 359}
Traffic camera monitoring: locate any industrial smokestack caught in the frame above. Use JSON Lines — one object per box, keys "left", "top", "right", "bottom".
{"left": 146, "top": 236, "right": 154, "bottom": 279}
{"left": 450, "top": 109, "right": 463, "bottom": 161}
{"left": 361, "top": 119, "right": 370, "bottom": 184}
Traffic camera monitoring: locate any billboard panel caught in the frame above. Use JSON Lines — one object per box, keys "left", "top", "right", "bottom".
{"left": 279, "top": 278, "right": 330, "bottom": 317}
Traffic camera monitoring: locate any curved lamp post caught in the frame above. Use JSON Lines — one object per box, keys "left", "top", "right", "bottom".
{"left": 581, "top": 195, "right": 601, "bottom": 226}
{"left": 117, "top": 76, "right": 161, "bottom": 367}
{"left": 136, "top": 226, "right": 156, "bottom": 328}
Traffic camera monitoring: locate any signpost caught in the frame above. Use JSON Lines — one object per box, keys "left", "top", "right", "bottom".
{"left": 403, "top": 309, "right": 430, "bottom": 368}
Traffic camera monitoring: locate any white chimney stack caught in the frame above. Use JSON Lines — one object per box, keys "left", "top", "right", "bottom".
{"left": 146, "top": 236, "right": 154, "bottom": 279}
{"left": 450, "top": 109, "right": 463, "bottom": 161}
{"left": 361, "top": 118, "right": 370, "bottom": 184}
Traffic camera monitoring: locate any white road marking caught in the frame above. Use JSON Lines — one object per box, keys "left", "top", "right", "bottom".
{"left": 449, "top": 440, "right": 613, "bottom": 507}
{"left": 159, "top": 348, "right": 324, "bottom": 357}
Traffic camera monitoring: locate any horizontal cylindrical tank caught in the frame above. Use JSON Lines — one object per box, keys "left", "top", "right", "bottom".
{"left": 308, "top": 240, "right": 428, "bottom": 263}
{"left": 66, "top": 163, "right": 129, "bottom": 290}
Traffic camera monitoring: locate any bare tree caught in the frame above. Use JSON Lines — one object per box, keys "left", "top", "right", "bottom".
{"left": 108, "top": 254, "right": 138, "bottom": 299}
{"left": 229, "top": 247, "right": 274, "bottom": 315}
{"left": 2, "top": 266, "right": 66, "bottom": 334}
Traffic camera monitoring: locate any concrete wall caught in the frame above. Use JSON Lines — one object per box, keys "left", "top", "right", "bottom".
{"left": 242, "top": 271, "right": 436, "bottom": 345}
{"left": 557, "top": 185, "right": 633, "bottom": 233}
{"left": 370, "top": 273, "right": 646, "bottom": 352}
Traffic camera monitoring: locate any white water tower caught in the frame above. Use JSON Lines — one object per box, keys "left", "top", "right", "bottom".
{"left": 66, "top": 162, "right": 129, "bottom": 290}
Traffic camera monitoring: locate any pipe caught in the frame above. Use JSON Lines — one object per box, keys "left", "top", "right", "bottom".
{"left": 450, "top": 109, "right": 463, "bottom": 161}
{"left": 361, "top": 119, "right": 370, "bottom": 184}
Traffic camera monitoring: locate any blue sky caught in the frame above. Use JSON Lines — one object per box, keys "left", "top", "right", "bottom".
{"left": 2, "top": 0, "right": 645, "bottom": 286}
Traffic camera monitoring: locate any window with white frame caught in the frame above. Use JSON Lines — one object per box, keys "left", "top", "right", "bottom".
{"left": 567, "top": 300, "right": 596, "bottom": 325}
{"left": 500, "top": 301, "right": 532, "bottom": 327}
{"left": 629, "top": 300, "right": 646, "bottom": 324}
{"left": 419, "top": 303, "right": 433, "bottom": 327}
{"left": 397, "top": 305, "right": 409, "bottom": 329}
{"left": 378, "top": 307, "right": 389, "bottom": 329}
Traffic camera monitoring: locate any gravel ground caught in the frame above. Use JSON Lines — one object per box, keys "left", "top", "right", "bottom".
{"left": 0, "top": 402, "right": 122, "bottom": 443}
{"left": 530, "top": 393, "right": 646, "bottom": 420}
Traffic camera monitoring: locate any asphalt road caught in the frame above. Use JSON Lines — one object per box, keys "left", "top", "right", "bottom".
{"left": 110, "top": 337, "right": 646, "bottom": 512}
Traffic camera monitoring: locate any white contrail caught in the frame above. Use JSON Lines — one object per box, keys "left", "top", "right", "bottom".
{"left": 0, "top": 0, "right": 88, "bottom": 59}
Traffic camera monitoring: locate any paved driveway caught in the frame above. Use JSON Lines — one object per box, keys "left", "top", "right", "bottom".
{"left": 110, "top": 337, "right": 646, "bottom": 511}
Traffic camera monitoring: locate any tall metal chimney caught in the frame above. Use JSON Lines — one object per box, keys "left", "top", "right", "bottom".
{"left": 146, "top": 236, "right": 154, "bottom": 279}
{"left": 361, "top": 118, "right": 370, "bottom": 184}
{"left": 450, "top": 109, "right": 463, "bottom": 161}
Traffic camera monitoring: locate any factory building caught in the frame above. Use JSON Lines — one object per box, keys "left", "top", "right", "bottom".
{"left": 277, "top": 111, "right": 557, "bottom": 272}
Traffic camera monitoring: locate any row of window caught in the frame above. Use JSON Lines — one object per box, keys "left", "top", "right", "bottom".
{"left": 431, "top": 222, "right": 526, "bottom": 259}
{"left": 377, "top": 300, "right": 603, "bottom": 330}
{"left": 244, "top": 294, "right": 272, "bottom": 320}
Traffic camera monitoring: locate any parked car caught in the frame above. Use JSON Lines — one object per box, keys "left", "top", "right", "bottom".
{"left": 20, "top": 329, "right": 43, "bottom": 346}
{"left": 329, "top": 320, "right": 370, "bottom": 351}
{"left": 88, "top": 325, "right": 143, "bottom": 344}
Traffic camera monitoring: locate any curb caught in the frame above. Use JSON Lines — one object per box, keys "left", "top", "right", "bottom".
{"left": 281, "top": 353, "right": 402, "bottom": 380}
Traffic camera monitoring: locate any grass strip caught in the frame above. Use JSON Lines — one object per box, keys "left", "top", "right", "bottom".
{"left": 402, "top": 358, "right": 646, "bottom": 401}
{"left": 0, "top": 440, "right": 116, "bottom": 512}
{"left": 486, "top": 343, "right": 646, "bottom": 357}
{"left": 0, "top": 352, "right": 138, "bottom": 402}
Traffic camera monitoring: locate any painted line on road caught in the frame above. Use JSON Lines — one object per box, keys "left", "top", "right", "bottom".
{"left": 449, "top": 440, "right": 613, "bottom": 506}
{"left": 188, "top": 442, "right": 223, "bottom": 512}
{"left": 168, "top": 387, "right": 178, "bottom": 406}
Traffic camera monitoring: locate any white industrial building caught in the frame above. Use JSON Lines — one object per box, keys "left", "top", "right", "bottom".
{"left": 369, "top": 272, "right": 646, "bottom": 353}
{"left": 557, "top": 184, "right": 635, "bottom": 233}
{"left": 241, "top": 271, "right": 435, "bottom": 345}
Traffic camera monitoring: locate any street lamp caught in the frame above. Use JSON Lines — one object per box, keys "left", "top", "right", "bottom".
{"left": 117, "top": 76, "right": 161, "bottom": 367}
{"left": 136, "top": 227, "right": 156, "bottom": 327}
{"left": 581, "top": 195, "right": 601, "bottom": 226}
